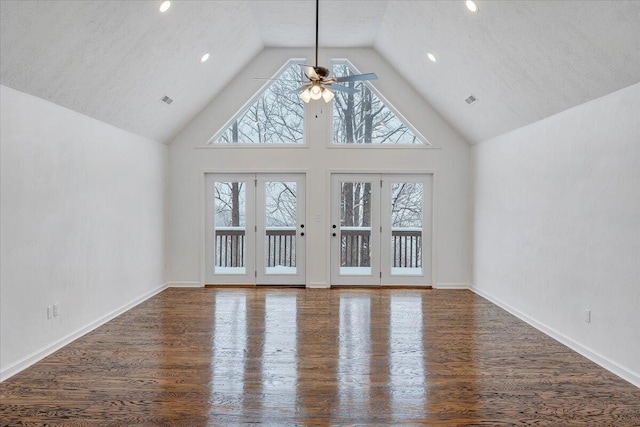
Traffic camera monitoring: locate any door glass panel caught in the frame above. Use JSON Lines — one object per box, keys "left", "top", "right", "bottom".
{"left": 390, "top": 182, "right": 423, "bottom": 275}
{"left": 340, "top": 181, "right": 372, "bottom": 275}
{"left": 264, "top": 181, "right": 297, "bottom": 275}
{"left": 214, "top": 182, "right": 246, "bottom": 274}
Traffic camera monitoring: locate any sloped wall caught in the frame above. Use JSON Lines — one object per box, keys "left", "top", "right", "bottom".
{"left": 167, "top": 48, "right": 472, "bottom": 288}
{"left": 472, "top": 83, "right": 640, "bottom": 386}
{"left": 0, "top": 86, "right": 167, "bottom": 379}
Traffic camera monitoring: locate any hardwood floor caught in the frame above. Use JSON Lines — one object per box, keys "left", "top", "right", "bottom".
{"left": 1, "top": 288, "right": 639, "bottom": 425}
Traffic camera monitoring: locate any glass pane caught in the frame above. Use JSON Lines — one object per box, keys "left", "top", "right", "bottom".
{"left": 332, "top": 61, "right": 421, "bottom": 145}
{"left": 390, "top": 182, "right": 423, "bottom": 275}
{"left": 214, "top": 182, "right": 246, "bottom": 274}
{"left": 340, "top": 181, "right": 372, "bottom": 275}
{"left": 264, "top": 181, "right": 297, "bottom": 274}
{"left": 214, "top": 62, "right": 305, "bottom": 144}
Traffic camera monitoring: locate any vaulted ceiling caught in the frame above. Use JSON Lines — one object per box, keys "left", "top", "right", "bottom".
{"left": 2, "top": 0, "right": 639, "bottom": 144}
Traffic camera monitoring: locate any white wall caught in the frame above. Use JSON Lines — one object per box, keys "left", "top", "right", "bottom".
{"left": 0, "top": 85, "right": 167, "bottom": 379}
{"left": 472, "top": 83, "right": 640, "bottom": 386}
{"left": 168, "top": 48, "right": 471, "bottom": 288}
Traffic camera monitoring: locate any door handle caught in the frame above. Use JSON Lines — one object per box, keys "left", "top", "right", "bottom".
{"left": 332, "top": 232, "right": 337, "bottom": 237}
{"left": 300, "top": 232, "right": 305, "bottom": 236}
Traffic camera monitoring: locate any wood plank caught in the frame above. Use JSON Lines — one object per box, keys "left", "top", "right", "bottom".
{"left": 1, "top": 288, "right": 638, "bottom": 425}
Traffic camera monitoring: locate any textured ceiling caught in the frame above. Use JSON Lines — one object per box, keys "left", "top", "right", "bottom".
{"left": 375, "top": 0, "right": 640, "bottom": 143}
{"left": 1, "top": 1, "right": 639, "bottom": 144}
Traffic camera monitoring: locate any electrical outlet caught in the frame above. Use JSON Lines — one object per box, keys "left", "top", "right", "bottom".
{"left": 47, "top": 306, "right": 53, "bottom": 319}
{"left": 53, "top": 304, "right": 59, "bottom": 317}
{"left": 585, "top": 309, "right": 591, "bottom": 323}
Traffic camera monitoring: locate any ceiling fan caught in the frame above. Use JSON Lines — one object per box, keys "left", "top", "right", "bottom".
{"left": 295, "top": 0, "right": 378, "bottom": 103}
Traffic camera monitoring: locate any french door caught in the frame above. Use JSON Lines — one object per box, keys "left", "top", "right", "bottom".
{"left": 205, "top": 173, "right": 305, "bottom": 285}
{"left": 330, "top": 173, "right": 432, "bottom": 286}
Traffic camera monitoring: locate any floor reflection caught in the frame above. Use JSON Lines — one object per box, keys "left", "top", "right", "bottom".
{"left": 261, "top": 293, "right": 298, "bottom": 419}
{"left": 390, "top": 293, "right": 426, "bottom": 421}
{"left": 210, "top": 291, "right": 247, "bottom": 414}
{"left": 337, "top": 293, "right": 372, "bottom": 420}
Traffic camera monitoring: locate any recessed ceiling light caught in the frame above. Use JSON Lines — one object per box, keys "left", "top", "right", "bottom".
{"left": 200, "top": 53, "right": 210, "bottom": 63}
{"left": 427, "top": 52, "right": 437, "bottom": 63}
{"left": 465, "top": 0, "right": 479, "bottom": 13}
{"left": 159, "top": 1, "right": 171, "bottom": 13}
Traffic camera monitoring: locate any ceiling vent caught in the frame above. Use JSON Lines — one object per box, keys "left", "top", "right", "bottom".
{"left": 465, "top": 94, "right": 478, "bottom": 105}
{"left": 160, "top": 95, "right": 173, "bottom": 105}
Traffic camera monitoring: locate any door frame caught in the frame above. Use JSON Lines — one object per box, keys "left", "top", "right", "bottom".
{"left": 327, "top": 169, "right": 437, "bottom": 287}
{"left": 201, "top": 169, "right": 309, "bottom": 286}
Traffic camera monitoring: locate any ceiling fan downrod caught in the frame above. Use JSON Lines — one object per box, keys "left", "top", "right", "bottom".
{"left": 315, "top": 0, "right": 319, "bottom": 68}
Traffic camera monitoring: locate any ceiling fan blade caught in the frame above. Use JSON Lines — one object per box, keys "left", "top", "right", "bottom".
{"left": 334, "top": 73, "right": 378, "bottom": 83}
{"left": 329, "top": 84, "right": 359, "bottom": 95}
{"left": 299, "top": 64, "right": 319, "bottom": 80}
{"left": 288, "top": 84, "right": 312, "bottom": 94}
{"left": 253, "top": 78, "right": 306, "bottom": 83}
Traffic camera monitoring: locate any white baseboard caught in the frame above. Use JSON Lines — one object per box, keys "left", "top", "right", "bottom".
{"left": 167, "top": 281, "right": 203, "bottom": 288}
{"left": 0, "top": 283, "right": 167, "bottom": 382}
{"left": 434, "top": 283, "right": 470, "bottom": 289}
{"left": 308, "top": 282, "right": 329, "bottom": 289}
{"left": 471, "top": 286, "right": 640, "bottom": 389}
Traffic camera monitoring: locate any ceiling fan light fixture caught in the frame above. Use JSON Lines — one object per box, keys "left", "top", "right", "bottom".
{"left": 322, "top": 88, "right": 335, "bottom": 103}
{"left": 310, "top": 83, "right": 323, "bottom": 100}
{"left": 158, "top": 1, "right": 171, "bottom": 13}
{"left": 300, "top": 88, "right": 312, "bottom": 103}
{"left": 465, "top": 0, "right": 479, "bottom": 13}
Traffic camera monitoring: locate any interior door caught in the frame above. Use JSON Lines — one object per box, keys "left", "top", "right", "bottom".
{"left": 205, "top": 173, "right": 306, "bottom": 285}
{"left": 330, "top": 173, "right": 432, "bottom": 286}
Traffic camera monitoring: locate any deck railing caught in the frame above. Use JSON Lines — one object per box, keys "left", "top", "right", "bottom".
{"left": 215, "top": 227, "right": 296, "bottom": 268}
{"left": 215, "top": 226, "right": 421, "bottom": 269}
{"left": 215, "top": 227, "right": 245, "bottom": 267}
{"left": 391, "top": 227, "right": 422, "bottom": 268}
{"left": 265, "top": 227, "right": 296, "bottom": 267}
{"left": 340, "top": 227, "right": 422, "bottom": 268}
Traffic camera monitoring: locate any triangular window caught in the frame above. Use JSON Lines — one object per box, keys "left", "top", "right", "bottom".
{"left": 332, "top": 60, "right": 427, "bottom": 145}
{"left": 211, "top": 60, "right": 305, "bottom": 144}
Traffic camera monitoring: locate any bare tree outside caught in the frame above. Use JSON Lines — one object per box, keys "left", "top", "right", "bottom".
{"left": 215, "top": 63, "right": 305, "bottom": 144}
{"left": 332, "top": 62, "right": 421, "bottom": 145}
{"left": 391, "top": 182, "right": 423, "bottom": 270}
{"left": 264, "top": 181, "right": 297, "bottom": 270}
{"left": 214, "top": 182, "right": 245, "bottom": 269}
